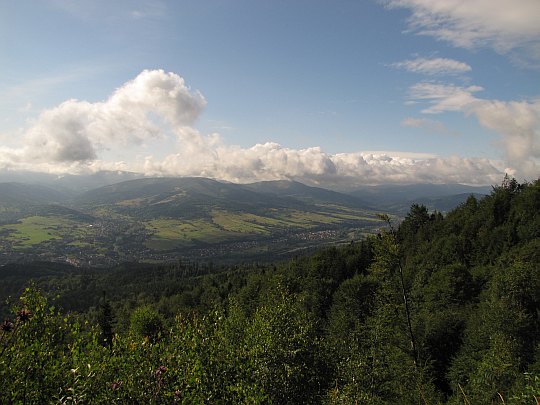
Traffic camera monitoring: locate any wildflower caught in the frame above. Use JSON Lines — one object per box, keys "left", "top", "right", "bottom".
{"left": 1, "top": 319, "right": 14, "bottom": 332}
{"left": 111, "top": 381, "right": 123, "bottom": 391}
{"left": 155, "top": 365, "right": 167, "bottom": 377}
{"left": 16, "top": 309, "right": 32, "bottom": 323}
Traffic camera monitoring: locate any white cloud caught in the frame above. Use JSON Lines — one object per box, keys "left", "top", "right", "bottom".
{"left": 409, "top": 82, "right": 483, "bottom": 113}
{"left": 141, "top": 142, "right": 502, "bottom": 187}
{"left": 18, "top": 69, "right": 206, "bottom": 164}
{"left": 392, "top": 57, "right": 471, "bottom": 75}
{"left": 472, "top": 99, "right": 540, "bottom": 176}
{"left": 0, "top": 70, "right": 506, "bottom": 186}
{"left": 408, "top": 80, "right": 540, "bottom": 178}
{"left": 385, "top": 0, "right": 540, "bottom": 65}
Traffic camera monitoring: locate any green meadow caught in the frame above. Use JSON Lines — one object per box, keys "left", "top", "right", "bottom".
{"left": 0, "top": 215, "right": 98, "bottom": 250}
{"left": 0, "top": 202, "right": 382, "bottom": 258}
{"left": 1, "top": 216, "right": 65, "bottom": 247}
{"left": 142, "top": 206, "right": 381, "bottom": 252}
{"left": 144, "top": 218, "right": 233, "bottom": 250}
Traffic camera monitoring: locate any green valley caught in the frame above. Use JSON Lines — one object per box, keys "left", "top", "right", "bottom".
{"left": 0, "top": 177, "right": 385, "bottom": 265}
{"left": 1, "top": 178, "right": 538, "bottom": 403}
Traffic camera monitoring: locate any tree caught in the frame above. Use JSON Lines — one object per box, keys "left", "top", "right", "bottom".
{"left": 245, "top": 285, "right": 325, "bottom": 403}
{"left": 97, "top": 298, "right": 114, "bottom": 349}
{"left": 374, "top": 214, "right": 418, "bottom": 367}
{"left": 129, "top": 306, "right": 163, "bottom": 342}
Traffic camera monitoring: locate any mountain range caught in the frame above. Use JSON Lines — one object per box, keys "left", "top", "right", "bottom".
{"left": 0, "top": 172, "right": 492, "bottom": 265}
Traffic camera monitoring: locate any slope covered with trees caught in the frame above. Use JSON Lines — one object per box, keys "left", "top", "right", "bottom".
{"left": 1, "top": 178, "right": 539, "bottom": 403}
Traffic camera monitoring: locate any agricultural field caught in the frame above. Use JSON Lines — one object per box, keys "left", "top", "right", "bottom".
{"left": 144, "top": 218, "right": 232, "bottom": 250}
{"left": 0, "top": 204, "right": 382, "bottom": 265}
{"left": 211, "top": 210, "right": 278, "bottom": 233}
{"left": 141, "top": 206, "right": 383, "bottom": 257}
{"left": 0, "top": 177, "right": 390, "bottom": 265}
{"left": 0, "top": 216, "right": 94, "bottom": 249}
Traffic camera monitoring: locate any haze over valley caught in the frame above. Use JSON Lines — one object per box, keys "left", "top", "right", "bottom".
{"left": 0, "top": 174, "right": 490, "bottom": 265}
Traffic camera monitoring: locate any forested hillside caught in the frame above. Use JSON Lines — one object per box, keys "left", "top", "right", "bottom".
{"left": 1, "top": 178, "right": 539, "bottom": 403}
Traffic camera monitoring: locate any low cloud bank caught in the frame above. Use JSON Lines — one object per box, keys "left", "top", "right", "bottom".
{"left": 0, "top": 70, "right": 520, "bottom": 188}
{"left": 142, "top": 142, "right": 503, "bottom": 187}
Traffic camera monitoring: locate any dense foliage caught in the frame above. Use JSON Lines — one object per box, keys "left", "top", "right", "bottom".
{"left": 1, "top": 178, "right": 539, "bottom": 403}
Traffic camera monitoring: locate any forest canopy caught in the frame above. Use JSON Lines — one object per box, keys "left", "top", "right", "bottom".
{"left": 1, "top": 178, "right": 539, "bottom": 403}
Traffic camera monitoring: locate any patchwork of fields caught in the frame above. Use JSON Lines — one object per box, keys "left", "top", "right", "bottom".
{"left": 0, "top": 204, "right": 383, "bottom": 265}
{"left": 0, "top": 177, "right": 393, "bottom": 265}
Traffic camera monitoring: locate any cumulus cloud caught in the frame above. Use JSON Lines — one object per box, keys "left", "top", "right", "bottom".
{"left": 385, "top": 0, "right": 540, "bottom": 65}
{"left": 472, "top": 99, "right": 540, "bottom": 176}
{"left": 18, "top": 69, "right": 205, "bottom": 164}
{"left": 140, "top": 141, "right": 502, "bottom": 187}
{"left": 408, "top": 80, "right": 540, "bottom": 178}
{"left": 0, "top": 69, "right": 507, "bottom": 186}
{"left": 392, "top": 57, "right": 472, "bottom": 75}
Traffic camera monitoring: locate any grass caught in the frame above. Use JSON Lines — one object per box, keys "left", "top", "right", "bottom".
{"left": 144, "top": 208, "right": 369, "bottom": 251}
{"left": 211, "top": 211, "right": 276, "bottom": 234}
{"left": 212, "top": 208, "right": 378, "bottom": 233}
{"left": 0, "top": 215, "right": 100, "bottom": 250}
{"left": 278, "top": 210, "right": 342, "bottom": 226}
{"left": 144, "top": 218, "right": 235, "bottom": 250}
{"left": 0, "top": 204, "right": 384, "bottom": 256}
{"left": 0, "top": 216, "right": 65, "bottom": 247}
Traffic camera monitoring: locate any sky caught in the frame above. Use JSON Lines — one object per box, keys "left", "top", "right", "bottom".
{"left": 1, "top": 0, "right": 539, "bottom": 189}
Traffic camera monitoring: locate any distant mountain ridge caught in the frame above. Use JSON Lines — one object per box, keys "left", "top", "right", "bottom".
{"left": 0, "top": 176, "right": 492, "bottom": 214}
{"left": 244, "top": 180, "right": 371, "bottom": 208}
{"left": 0, "top": 182, "right": 69, "bottom": 206}
{"left": 0, "top": 170, "right": 145, "bottom": 194}
{"left": 73, "top": 177, "right": 311, "bottom": 219}
{"left": 348, "top": 183, "right": 492, "bottom": 213}
{"left": 0, "top": 177, "right": 380, "bottom": 265}
{"left": 0, "top": 175, "right": 495, "bottom": 265}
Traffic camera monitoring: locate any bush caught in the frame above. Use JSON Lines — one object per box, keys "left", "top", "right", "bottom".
{"left": 129, "top": 305, "right": 163, "bottom": 342}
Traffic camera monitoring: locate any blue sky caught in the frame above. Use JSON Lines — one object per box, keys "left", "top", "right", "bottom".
{"left": 1, "top": 0, "right": 539, "bottom": 188}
